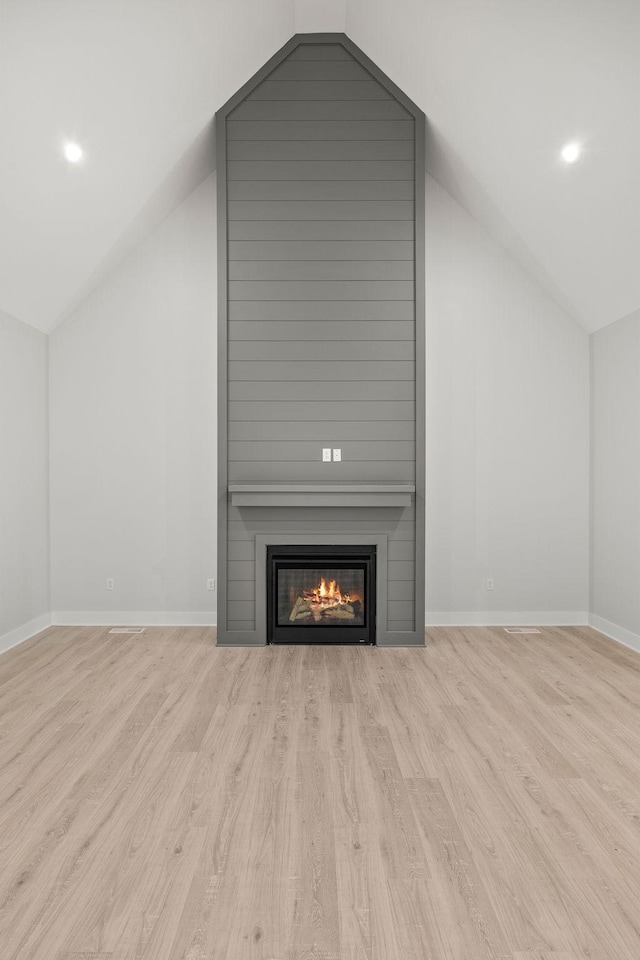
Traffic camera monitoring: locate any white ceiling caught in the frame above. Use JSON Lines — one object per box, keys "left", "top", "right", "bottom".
{"left": 1, "top": 0, "right": 638, "bottom": 334}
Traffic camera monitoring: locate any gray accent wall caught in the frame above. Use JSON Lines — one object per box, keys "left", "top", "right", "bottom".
{"left": 217, "top": 34, "right": 425, "bottom": 645}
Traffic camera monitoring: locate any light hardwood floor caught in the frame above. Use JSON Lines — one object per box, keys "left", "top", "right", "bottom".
{"left": 0, "top": 625, "right": 638, "bottom": 960}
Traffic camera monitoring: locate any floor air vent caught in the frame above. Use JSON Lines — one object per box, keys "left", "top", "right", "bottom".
{"left": 504, "top": 627, "right": 541, "bottom": 635}
{"left": 108, "top": 627, "right": 146, "bottom": 635}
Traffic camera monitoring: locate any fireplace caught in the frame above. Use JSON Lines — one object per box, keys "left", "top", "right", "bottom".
{"left": 267, "top": 544, "right": 376, "bottom": 644}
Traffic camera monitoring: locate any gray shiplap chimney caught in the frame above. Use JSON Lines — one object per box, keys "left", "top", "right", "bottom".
{"left": 216, "top": 33, "right": 425, "bottom": 645}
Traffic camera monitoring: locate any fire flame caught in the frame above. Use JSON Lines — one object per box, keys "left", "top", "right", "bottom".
{"left": 303, "top": 577, "right": 352, "bottom": 607}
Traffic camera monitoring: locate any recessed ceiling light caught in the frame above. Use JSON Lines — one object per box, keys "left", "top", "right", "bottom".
{"left": 560, "top": 142, "right": 581, "bottom": 164}
{"left": 63, "top": 141, "right": 84, "bottom": 164}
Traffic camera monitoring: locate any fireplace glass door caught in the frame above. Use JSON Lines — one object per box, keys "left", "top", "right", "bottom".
{"left": 267, "top": 545, "right": 376, "bottom": 644}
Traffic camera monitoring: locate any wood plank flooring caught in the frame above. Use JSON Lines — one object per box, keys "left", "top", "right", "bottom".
{"left": 0, "top": 625, "right": 638, "bottom": 960}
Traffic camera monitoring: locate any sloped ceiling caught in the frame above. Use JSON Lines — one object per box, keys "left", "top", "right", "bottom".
{"left": 0, "top": 0, "right": 638, "bottom": 334}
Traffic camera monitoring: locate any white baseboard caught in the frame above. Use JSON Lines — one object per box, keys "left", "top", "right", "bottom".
{"left": 425, "top": 611, "right": 588, "bottom": 627}
{"left": 52, "top": 611, "right": 217, "bottom": 627}
{"left": 588, "top": 614, "right": 640, "bottom": 654}
{"left": 0, "top": 613, "right": 53, "bottom": 656}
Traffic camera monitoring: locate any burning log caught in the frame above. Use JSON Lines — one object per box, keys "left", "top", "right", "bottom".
{"left": 289, "top": 596, "right": 357, "bottom": 622}
{"left": 289, "top": 596, "right": 307, "bottom": 621}
{"left": 323, "top": 607, "right": 356, "bottom": 620}
{"left": 289, "top": 575, "right": 362, "bottom": 624}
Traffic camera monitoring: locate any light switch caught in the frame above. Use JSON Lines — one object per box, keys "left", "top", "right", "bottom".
{"left": 322, "top": 448, "right": 331, "bottom": 462}
{"left": 333, "top": 449, "right": 342, "bottom": 462}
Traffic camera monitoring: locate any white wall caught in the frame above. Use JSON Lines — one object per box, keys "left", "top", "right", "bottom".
{"left": 425, "top": 176, "right": 590, "bottom": 622}
{"left": 590, "top": 310, "right": 640, "bottom": 649}
{"left": 49, "top": 174, "right": 217, "bottom": 623}
{"left": 0, "top": 311, "right": 50, "bottom": 648}
{"left": 48, "top": 168, "right": 590, "bottom": 626}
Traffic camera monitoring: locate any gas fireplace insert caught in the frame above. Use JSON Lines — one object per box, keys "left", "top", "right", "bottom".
{"left": 266, "top": 544, "right": 376, "bottom": 644}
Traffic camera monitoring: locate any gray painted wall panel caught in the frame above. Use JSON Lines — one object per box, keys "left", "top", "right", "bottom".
{"left": 228, "top": 461, "right": 414, "bottom": 484}
{"left": 228, "top": 581, "right": 254, "bottom": 601}
{"left": 219, "top": 37, "right": 423, "bottom": 645}
{"left": 387, "top": 542, "right": 416, "bottom": 563}
{"left": 248, "top": 80, "right": 391, "bottom": 100}
{"left": 228, "top": 561, "right": 255, "bottom": 581}
{"left": 227, "top": 504, "right": 417, "bottom": 541}
{"left": 228, "top": 523, "right": 415, "bottom": 561}
{"left": 266, "top": 61, "right": 375, "bottom": 81}
{"left": 227, "top": 140, "right": 415, "bottom": 161}
{"left": 228, "top": 201, "right": 413, "bottom": 221}
{"left": 227, "top": 601, "right": 255, "bottom": 621}
{"left": 228, "top": 340, "right": 413, "bottom": 362}
{"left": 288, "top": 44, "right": 358, "bottom": 61}
{"left": 228, "top": 300, "right": 414, "bottom": 320}
{"left": 226, "top": 120, "right": 414, "bottom": 141}
{"left": 228, "top": 380, "right": 414, "bottom": 402}
{"left": 388, "top": 580, "right": 415, "bottom": 600}
{"left": 228, "top": 180, "right": 414, "bottom": 201}
{"left": 387, "top": 621, "right": 415, "bottom": 632}
{"left": 228, "top": 280, "right": 413, "bottom": 300}
{"left": 228, "top": 220, "right": 414, "bottom": 241}
{"left": 228, "top": 401, "right": 415, "bottom": 421}
{"left": 388, "top": 601, "right": 415, "bottom": 620}
{"left": 229, "top": 240, "right": 414, "bottom": 260}
{"left": 228, "top": 162, "right": 413, "bottom": 181}
{"left": 228, "top": 260, "right": 413, "bottom": 282}
{"left": 228, "top": 420, "right": 416, "bottom": 442}
{"left": 388, "top": 561, "right": 414, "bottom": 580}
{"left": 229, "top": 320, "right": 414, "bottom": 341}
{"left": 228, "top": 440, "right": 415, "bottom": 462}
{"left": 228, "top": 360, "right": 413, "bottom": 382}
{"left": 228, "top": 540, "right": 256, "bottom": 562}
{"left": 231, "top": 100, "right": 409, "bottom": 121}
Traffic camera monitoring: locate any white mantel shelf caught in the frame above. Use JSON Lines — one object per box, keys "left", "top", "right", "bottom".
{"left": 228, "top": 484, "right": 415, "bottom": 508}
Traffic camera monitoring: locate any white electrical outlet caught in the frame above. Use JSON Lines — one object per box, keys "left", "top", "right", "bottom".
{"left": 322, "top": 448, "right": 331, "bottom": 462}
{"left": 206, "top": 578, "right": 216, "bottom": 591}
{"left": 106, "top": 578, "right": 114, "bottom": 591}
{"left": 486, "top": 578, "right": 494, "bottom": 591}
{"left": 332, "top": 448, "right": 342, "bottom": 462}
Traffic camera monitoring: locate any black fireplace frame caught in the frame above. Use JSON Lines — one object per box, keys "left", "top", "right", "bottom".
{"left": 266, "top": 544, "right": 376, "bottom": 644}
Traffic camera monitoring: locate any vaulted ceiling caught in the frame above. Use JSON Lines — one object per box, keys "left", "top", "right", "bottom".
{"left": 1, "top": 0, "right": 638, "bottom": 334}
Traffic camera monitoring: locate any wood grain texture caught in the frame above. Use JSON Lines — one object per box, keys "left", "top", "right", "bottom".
{"left": 0, "top": 625, "right": 638, "bottom": 959}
